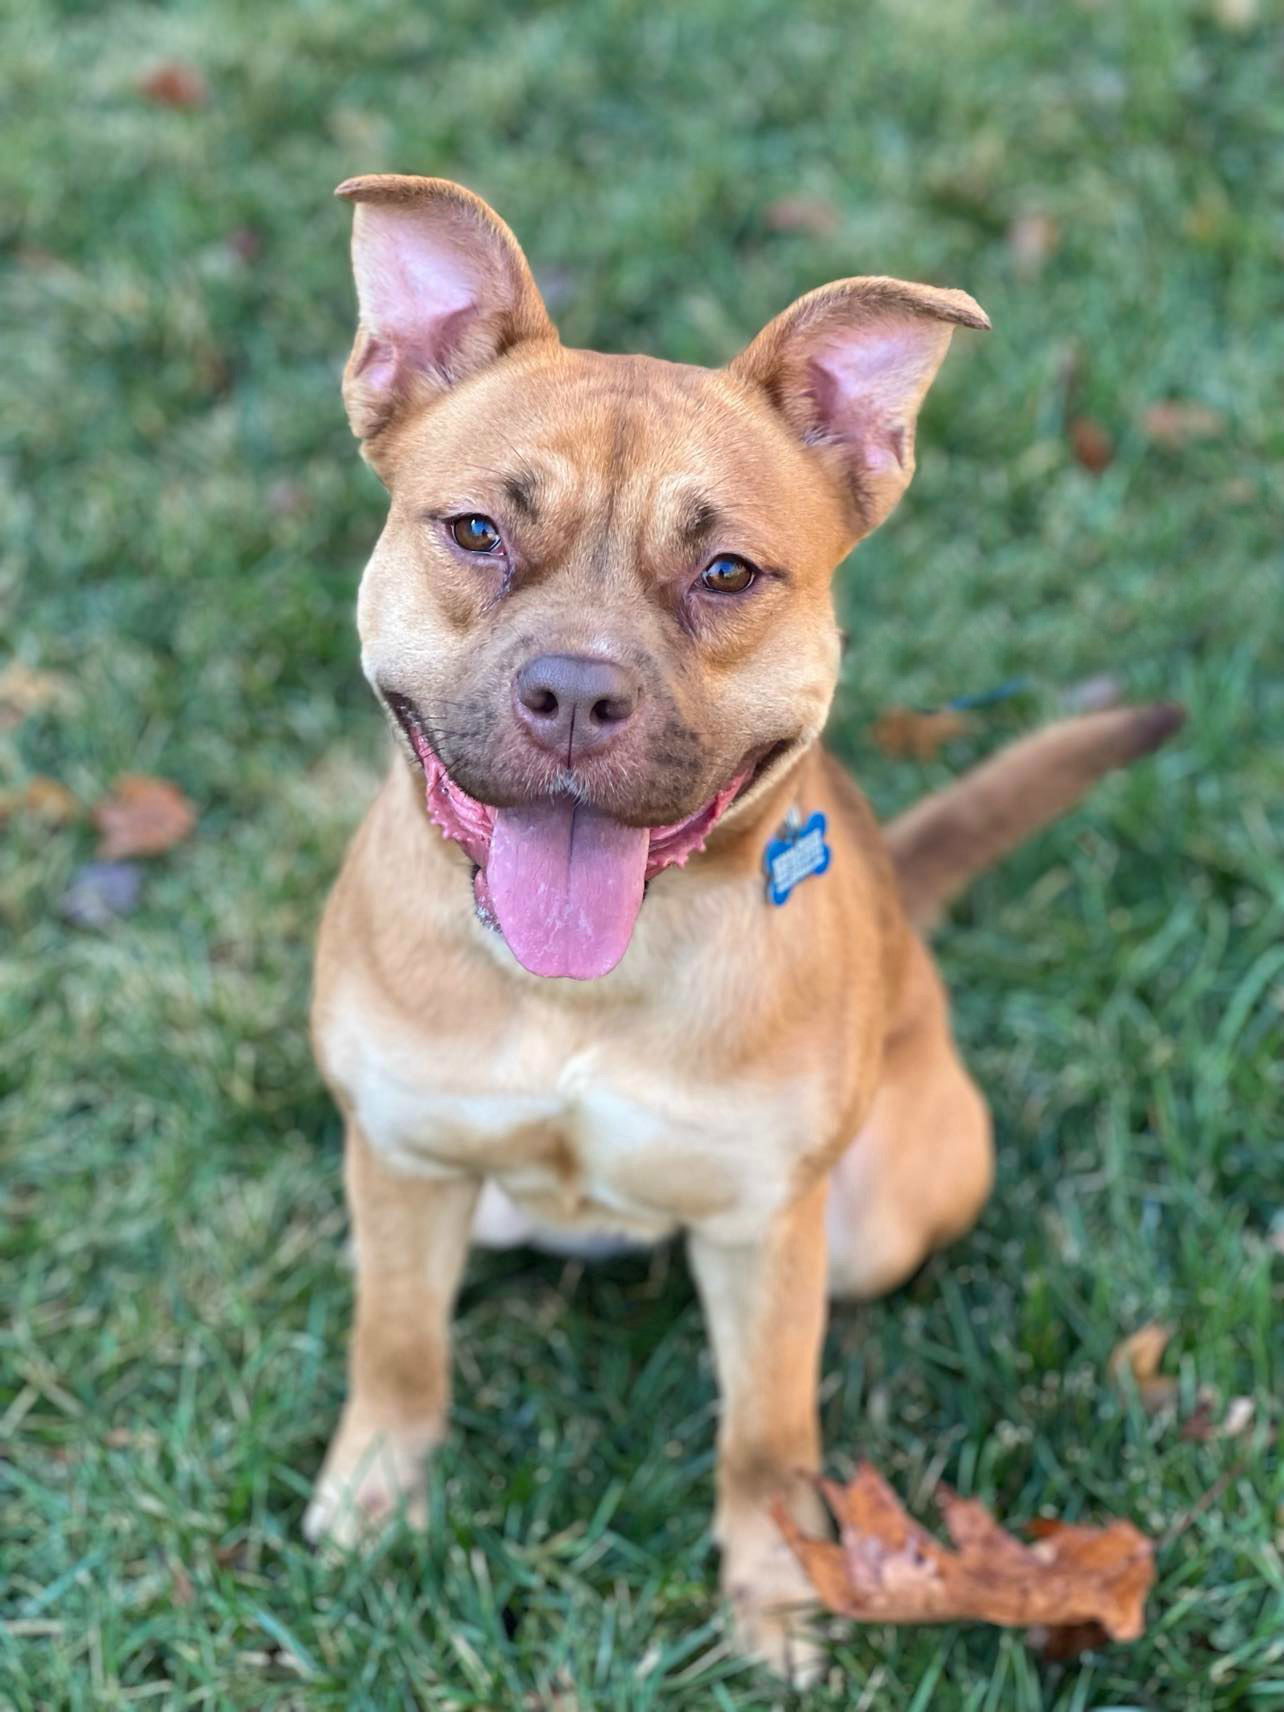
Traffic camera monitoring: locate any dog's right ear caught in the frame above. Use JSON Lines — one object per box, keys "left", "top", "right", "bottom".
{"left": 335, "top": 175, "right": 557, "bottom": 442}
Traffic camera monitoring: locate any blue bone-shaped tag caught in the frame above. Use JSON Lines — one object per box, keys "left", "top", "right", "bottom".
{"left": 764, "top": 810, "right": 831, "bottom": 906}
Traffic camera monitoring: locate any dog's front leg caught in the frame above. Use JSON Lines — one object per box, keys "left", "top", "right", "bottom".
{"left": 688, "top": 1175, "right": 830, "bottom": 1681}
{"left": 304, "top": 1122, "right": 478, "bottom": 1549}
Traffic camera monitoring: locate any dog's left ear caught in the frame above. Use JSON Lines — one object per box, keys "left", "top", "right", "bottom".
{"left": 729, "top": 278, "right": 989, "bottom": 536}
{"left": 335, "top": 175, "right": 557, "bottom": 442}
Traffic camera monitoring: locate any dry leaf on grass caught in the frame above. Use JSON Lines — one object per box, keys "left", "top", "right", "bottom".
{"left": 774, "top": 1464, "right": 1154, "bottom": 1642}
{"left": 0, "top": 777, "right": 81, "bottom": 825}
{"left": 93, "top": 775, "right": 196, "bottom": 859}
{"left": 1008, "top": 212, "right": 1059, "bottom": 280}
{"left": 1108, "top": 1322, "right": 1178, "bottom": 1413}
{"left": 1178, "top": 1389, "right": 1257, "bottom": 1443}
{"left": 26, "top": 777, "right": 81, "bottom": 823}
{"left": 764, "top": 196, "right": 840, "bottom": 236}
{"left": 1069, "top": 416, "right": 1115, "bottom": 474}
{"left": 1028, "top": 1617, "right": 1111, "bottom": 1661}
{"left": 1142, "top": 401, "right": 1225, "bottom": 447}
{"left": 137, "top": 63, "right": 209, "bottom": 108}
{"left": 870, "top": 708, "right": 971, "bottom": 760}
{"left": 1180, "top": 1395, "right": 1218, "bottom": 1443}
{"left": 0, "top": 663, "right": 75, "bottom": 729}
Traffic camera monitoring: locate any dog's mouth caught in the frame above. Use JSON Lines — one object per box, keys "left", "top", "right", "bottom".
{"left": 385, "top": 692, "right": 784, "bottom": 981}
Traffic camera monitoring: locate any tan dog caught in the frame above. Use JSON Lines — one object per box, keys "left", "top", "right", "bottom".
{"left": 305, "top": 175, "right": 1182, "bottom": 1675}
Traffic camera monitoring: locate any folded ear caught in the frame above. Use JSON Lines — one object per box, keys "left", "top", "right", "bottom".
{"left": 335, "top": 175, "right": 557, "bottom": 441}
{"left": 728, "top": 277, "right": 989, "bottom": 536}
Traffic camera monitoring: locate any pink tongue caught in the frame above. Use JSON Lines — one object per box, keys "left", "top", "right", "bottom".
{"left": 487, "top": 800, "right": 650, "bottom": 980}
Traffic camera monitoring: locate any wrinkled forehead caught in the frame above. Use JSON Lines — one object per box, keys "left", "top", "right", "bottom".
{"left": 391, "top": 348, "right": 849, "bottom": 569}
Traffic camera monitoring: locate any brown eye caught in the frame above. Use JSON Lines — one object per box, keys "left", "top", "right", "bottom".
{"left": 699, "top": 554, "right": 756, "bottom": 594}
{"left": 450, "top": 514, "right": 504, "bottom": 554}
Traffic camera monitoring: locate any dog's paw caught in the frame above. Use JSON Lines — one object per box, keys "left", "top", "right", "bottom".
{"left": 303, "top": 1418, "right": 438, "bottom": 1551}
{"left": 721, "top": 1516, "right": 826, "bottom": 1685}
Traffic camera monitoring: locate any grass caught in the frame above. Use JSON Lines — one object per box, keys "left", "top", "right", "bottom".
{"left": 2, "top": 0, "right": 1282, "bottom": 1706}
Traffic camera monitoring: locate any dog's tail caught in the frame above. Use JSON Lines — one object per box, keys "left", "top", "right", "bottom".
{"left": 885, "top": 703, "right": 1186, "bottom": 929}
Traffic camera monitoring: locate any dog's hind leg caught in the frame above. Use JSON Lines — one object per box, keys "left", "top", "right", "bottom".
{"left": 826, "top": 935, "right": 993, "bottom": 1301}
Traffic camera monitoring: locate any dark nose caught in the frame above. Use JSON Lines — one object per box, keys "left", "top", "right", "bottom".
{"left": 513, "top": 653, "right": 641, "bottom": 761}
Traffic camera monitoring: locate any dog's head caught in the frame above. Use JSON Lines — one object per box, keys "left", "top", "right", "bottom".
{"left": 337, "top": 175, "right": 987, "bottom": 979}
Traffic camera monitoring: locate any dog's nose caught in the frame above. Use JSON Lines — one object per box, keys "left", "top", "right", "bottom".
{"left": 514, "top": 653, "right": 640, "bottom": 760}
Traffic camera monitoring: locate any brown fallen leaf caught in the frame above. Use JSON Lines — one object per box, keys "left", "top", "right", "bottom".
{"left": 1069, "top": 416, "right": 1114, "bottom": 474}
{"left": 1177, "top": 1387, "right": 1254, "bottom": 1444}
{"left": 1008, "top": 212, "right": 1059, "bottom": 280}
{"left": 1184, "top": 188, "right": 1233, "bottom": 246}
{"left": 1142, "top": 401, "right": 1225, "bottom": 447}
{"left": 1108, "top": 1322, "right": 1178, "bottom": 1413}
{"left": 27, "top": 777, "right": 82, "bottom": 823}
{"left": 138, "top": 62, "right": 209, "bottom": 109}
{"left": 0, "top": 777, "right": 81, "bottom": 825}
{"left": 1180, "top": 1395, "right": 1217, "bottom": 1443}
{"left": 764, "top": 196, "right": 840, "bottom": 237}
{"left": 1029, "top": 1618, "right": 1110, "bottom": 1661}
{"left": 774, "top": 1465, "right": 1154, "bottom": 1641}
{"left": 870, "top": 707, "right": 971, "bottom": 761}
{"left": 0, "top": 663, "right": 75, "bottom": 729}
{"left": 93, "top": 775, "right": 196, "bottom": 859}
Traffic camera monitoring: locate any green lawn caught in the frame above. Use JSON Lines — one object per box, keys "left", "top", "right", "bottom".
{"left": 3, "top": 1, "right": 1282, "bottom": 1706}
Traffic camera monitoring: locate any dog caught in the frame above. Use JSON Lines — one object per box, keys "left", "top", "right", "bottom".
{"left": 304, "top": 174, "right": 1183, "bottom": 1675}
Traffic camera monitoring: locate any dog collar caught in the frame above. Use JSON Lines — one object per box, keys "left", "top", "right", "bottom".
{"left": 764, "top": 807, "right": 831, "bottom": 906}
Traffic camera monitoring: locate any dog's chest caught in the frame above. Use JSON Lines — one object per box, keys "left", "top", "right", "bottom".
{"left": 325, "top": 997, "right": 806, "bottom": 1242}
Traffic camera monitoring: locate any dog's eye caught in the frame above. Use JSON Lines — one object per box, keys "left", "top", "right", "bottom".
{"left": 450, "top": 514, "right": 504, "bottom": 554}
{"left": 699, "top": 555, "right": 756, "bottom": 595}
